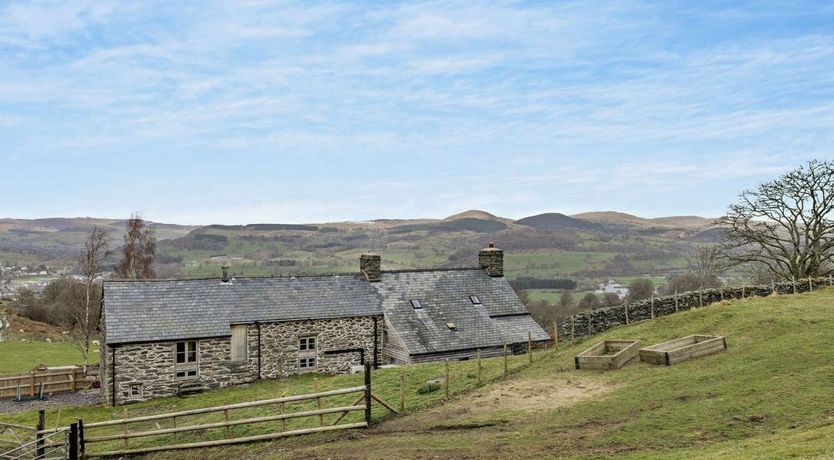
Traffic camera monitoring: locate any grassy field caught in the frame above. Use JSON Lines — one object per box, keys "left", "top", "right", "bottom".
{"left": 5, "top": 288, "right": 828, "bottom": 458}
{"left": 0, "top": 341, "right": 97, "bottom": 374}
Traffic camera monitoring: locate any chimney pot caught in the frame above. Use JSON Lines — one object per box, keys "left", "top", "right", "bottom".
{"left": 478, "top": 243, "right": 504, "bottom": 277}
{"left": 221, "top": 265, "right": 230, "bottom": 282}
{"left": 360, "top": 253, "right": 382, "bottom": 282}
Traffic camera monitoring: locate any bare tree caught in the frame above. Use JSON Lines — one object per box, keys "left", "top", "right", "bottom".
{"left": 74, "top": 227, "right": 108, "bottom": 370}
{"left": 687, "top": 245, "right": 725, "bottom": 288}
{"left": 627, "top": 278, "right": 654, "bottom": 302}
{"left": 558, "top": 290, "right": 575, "bottom": 308}
{"left": 115, "top": 214, "right": 157, "bottom": 279}
{"left": 719, "top": 160, "right": 834, "bottom": 280}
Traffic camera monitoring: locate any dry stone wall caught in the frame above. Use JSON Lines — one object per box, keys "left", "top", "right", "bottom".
{"left": 559, "top": 277, "right": 833, "bottom": 340}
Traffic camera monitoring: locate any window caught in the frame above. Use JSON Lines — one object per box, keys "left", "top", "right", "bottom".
{"left": 129, "top": 384, "right": 143, "bottom": 397}
{"left": 298, "top": 336, "right": 318, "bottom": 372}
{"left": 231, "top": 325, "right": 248, "bottom": 362}
{"left": 175, "top": 341, "right": 199, "bottom": 379}
{"left": 298, "top": 357, "right": 317, "bottom": 369}
{"left": 446, "top": 322, "right": 457, "bottom": 331}
{"left": 410, "top": 299, "right": 423, "bottom": 309}
{"left": 470, "top": 295, "right": 481, "bottom": 305}
{"left": 176, "top": 341, "right": 198, "bottom": 364}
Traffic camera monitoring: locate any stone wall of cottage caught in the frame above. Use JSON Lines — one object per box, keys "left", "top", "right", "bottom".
{"left": 256, "top": 316, "right": 381, "bottom": 379}
{"left": 104, "top": 337, "right": 230, "bottom": 405}
{"left": 105, "top": 315, "right": 381, "bottom": 405}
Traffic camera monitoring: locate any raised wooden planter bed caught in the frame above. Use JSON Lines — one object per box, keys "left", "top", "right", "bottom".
{"left": 574, "top": 340, "right": 641, "bottom": 370}
{"left": 639, "top": 335, "right": 726, "bottom": 366}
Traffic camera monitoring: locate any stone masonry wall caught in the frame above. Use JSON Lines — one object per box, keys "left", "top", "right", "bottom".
{"left": 104, "top": 337, "right": 230, "bottom": 405}
{"left": 105, "top": 315, "right": 381, "bottom": 405}
{"left": 559, "top": 277, "right": 834, "bottom": 340}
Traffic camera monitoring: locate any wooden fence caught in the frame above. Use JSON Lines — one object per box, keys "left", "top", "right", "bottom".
{"left": 36, "top": 362, "right": 390, "bottom": 459}
{"left": 0, "top": 367, "right": 86, "bottom": 400}
{"left": 0, "top": 418, "right": 68, "bottom": 460}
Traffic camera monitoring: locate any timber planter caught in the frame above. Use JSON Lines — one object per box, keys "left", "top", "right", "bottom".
{"left": 639, "top": 335, "right": 726, "bottom": 366}
{"left": 575, "top": 340, "right": 640, "bottom": 370}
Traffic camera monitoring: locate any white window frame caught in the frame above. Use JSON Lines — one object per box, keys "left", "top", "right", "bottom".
{"left": 231, "top": 325, "right": 248, "bottom": 362}
{"left": 297, "top": 335, "right": 318, "bottom": 372}
{"left": 175, "top": 340, "right": 199, "bottom": 380}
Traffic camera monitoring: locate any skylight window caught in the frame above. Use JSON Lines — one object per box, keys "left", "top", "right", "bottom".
{"left": 410, "top": 299, "right": 423, "bottom": 309}
{"left": 470, "top": 295, "right": 481, "bottom": 305}
{"left": 446, "top": 322, "right": 457, "bottom": 330}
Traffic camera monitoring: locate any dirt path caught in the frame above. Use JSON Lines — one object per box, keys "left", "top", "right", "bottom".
{"left": 378, "top": 374, "right": 620, "bottom": 433}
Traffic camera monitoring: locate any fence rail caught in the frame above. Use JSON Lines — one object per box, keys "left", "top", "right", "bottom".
{"left": 71, "top": 363, "right": 376, "bottom": 459}
{"left": 0, "top": 367, "right": 86, "bottom": 400}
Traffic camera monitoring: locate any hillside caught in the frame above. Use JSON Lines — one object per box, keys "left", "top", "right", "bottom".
{"left": 1, "top": 287, "right": 829, "bottom": 459}
{"left": 516, "top": 212, "right": 602, "bottom": 230}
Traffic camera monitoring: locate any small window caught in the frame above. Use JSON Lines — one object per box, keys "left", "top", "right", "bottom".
{"left": 469, "top": 295, "right": 481, "bottom": 305}
{"left": 299, "top": 357, "right": 316, "bottom": 369}
{"left": 129, "top": 384, "right": 143, "bottom": 397}
{"left": 176, "top": 341, "right": 198, "bottom": 364}
{"left": 410, "top": 299, "right": 423, "bottom": 309}
{"left": 299, "top": 336, "right": 316, "bottom": 351}
{"left": 446, "top": 322, "right": 457, "bottom": 331}
{"left": 176, "top": 370, "right": 198, "bottom": 379}
{"left": 231, "top": 325, "right": 248, "bottom": 362}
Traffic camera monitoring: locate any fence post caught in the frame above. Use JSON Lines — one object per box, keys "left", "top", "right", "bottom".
{"left": 741, "top": 285, "right": 745, "bottom": 298}
{"left": 399, "top": 367, "right": 405, "bottom": 413}
{"left": 624, "top": 304, "right": 630, "bottom": 324}
{"left": 793, "top": 277, "right": 797, "bottom": 294}
{"left": 772, "top": 278, "right": 776, "bottom": 294}
{"left": 364, "top": 361, "right": 372, "bottom": 427}
{"left": 528, "top": 331, "right": 533, "bottom": 364}
{"left": 699, "top": 290, "right": 703, "bottom": 308}
{"left": 224, "top": 409, "right": 231, "bottom": 438}
{"left": 444, "top": 359, "right": 450, "bottom": 398}
{"left": 503, "top": 342, "right": 508, "bottom": 376}
{"left": 650, "top": 294, "right": 655, "bottom": 319}
{"left": 30, "top": 371, "right": 35, "bottom": 397}
{"left": 674, "top": 291, "right": 679, "bottom": 312}
{"left": 829, "top": 274, "right": 832, "bottom": 286}
{"left": 552, "top": 321, "right": 559, "bottom": 345}
{"left": 36, "top": 409, "right": 45, "bottom": 459}
{"left": 476, "top": 349, "right": 482, "bottom": 386}
{"left": 122, "top": 409, "right": 128, "bottom": 449}
{"left": 314, "top": 379, "right": 323, "bottom": 427}
{"left": 68, "top": 422, "right": 78, "bottom": 460}
{"left": 809, "top": 277, "right": 813, "bottom": 291}
{"left": 78, "top": 419, "right": 85, "bottom": 459}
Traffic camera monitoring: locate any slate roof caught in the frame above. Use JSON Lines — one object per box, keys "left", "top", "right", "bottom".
{"left": 103, "top": 267, "right": 550, "bottom": 353}
{"left": 372, "top": 269, "right": 550, "bottom": 355}
{"left": 104, "top": 275, "right": 382, "bottom": 344}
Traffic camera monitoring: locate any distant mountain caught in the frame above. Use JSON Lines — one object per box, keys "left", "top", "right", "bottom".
{"left": 572, "top": 211, "right": 715, "bottom": 230}
{"left": 515, "top": 213, "right": 602, "bottom": 230}
{"left": 443, "top": 210, "right": 514, "bottom": 225}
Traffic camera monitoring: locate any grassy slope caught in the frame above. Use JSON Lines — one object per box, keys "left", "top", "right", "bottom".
{"left": 270, "top": 288, "right": 834, "bottom": 459}
{"left": 5, "top": 289, "right": 831, "bottom": 458}
{"left": 0, "top": 341, "right": 98, "bottom": 374}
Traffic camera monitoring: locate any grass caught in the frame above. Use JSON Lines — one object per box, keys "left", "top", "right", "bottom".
{"left": 5, "top": 289, "right": 832, "bottom": 458}
{"left": 0, "top": 341, "right": 97, "bottom": 374}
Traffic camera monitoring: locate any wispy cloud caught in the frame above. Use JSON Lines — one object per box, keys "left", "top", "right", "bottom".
{"left": 0, "top": 0, "right": 832, "bottom": 222}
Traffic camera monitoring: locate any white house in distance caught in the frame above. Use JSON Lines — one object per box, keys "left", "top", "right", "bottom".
{"left": 596, "top": 279, "right": 629, "bottom": 299}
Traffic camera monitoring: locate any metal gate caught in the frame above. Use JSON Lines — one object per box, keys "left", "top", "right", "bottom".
{"left": 0, "top": 422, "right": 69, "bottom": 460}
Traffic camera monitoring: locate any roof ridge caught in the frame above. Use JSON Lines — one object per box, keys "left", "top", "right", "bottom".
{"left": 104, "top": 272, "right": 364, "bottom": 283}
{"left": 383, "top": 267, "right": 482, "bottom": 274}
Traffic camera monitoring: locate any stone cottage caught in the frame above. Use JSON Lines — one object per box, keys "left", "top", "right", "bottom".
{"left": 101, "top": 244, "right": 549, "bottom": 405}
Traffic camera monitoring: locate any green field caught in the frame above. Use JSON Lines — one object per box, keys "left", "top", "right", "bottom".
{"left": 0, "top": 341, "right": 98, "bottom": 374}
{"left": 3, "top": 288, "right": 833, "bottom": 458}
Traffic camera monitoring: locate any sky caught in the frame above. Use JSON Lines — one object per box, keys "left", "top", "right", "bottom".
{"left": 1, "top": 0, "right": 833, "bottom": 225}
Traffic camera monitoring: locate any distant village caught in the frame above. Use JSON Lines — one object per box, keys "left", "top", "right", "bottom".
{"left": 0, "top": 264, "right": 75, "bottom": 299}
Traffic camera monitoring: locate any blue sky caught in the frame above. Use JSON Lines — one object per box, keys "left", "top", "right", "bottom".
{"left": 1, "top": 1, "right": 833, "bottom": 224}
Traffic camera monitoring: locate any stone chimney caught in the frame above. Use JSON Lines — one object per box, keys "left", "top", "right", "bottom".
{"left": 360, "top": 253, "right": 382, "bottom": 282}
{"left": 478, "top": 242, "right": 504, "bottom": 277}
{"left": 221, "top": 265, "right": 230, "bottom": 282}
